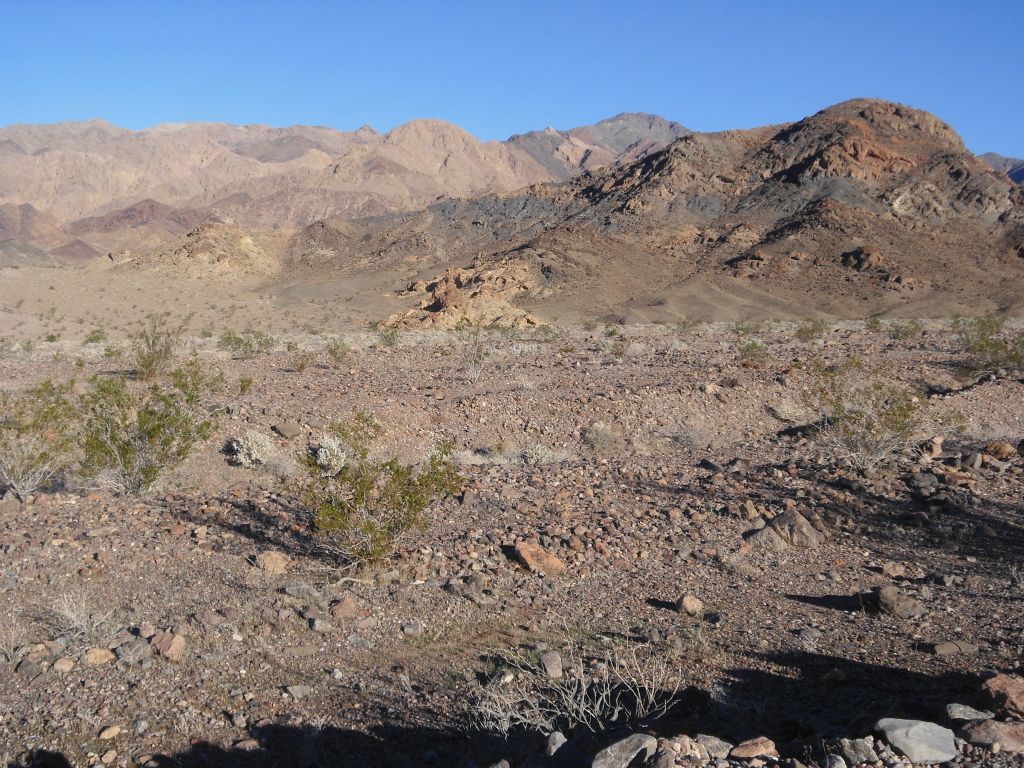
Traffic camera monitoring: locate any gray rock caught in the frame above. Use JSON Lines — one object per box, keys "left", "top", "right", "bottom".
{"left": 946, "top": 702, "right": 994, "bottom": 721}
{"left": 286, "top": 684, "right": 312, "bottom": 700}
{"left": 283, "top": 582, "right": 322, "bottom": 601}
{"left": 744, "top": 525, "right": 788, "bottom": 552}
{"left": 273, "top": 421, "right": 303, "bottom": 439}
{"left": 591, "top": 733, "right": 657, "bottom": 768}
{"left": 873, "top": 586, "right": 927, "bottom": 619}
{"left": 875, "top": 718, "right": 957, "bottom": 763}
{"left": 546, "top": 731, "right": 566, "bottom": 757}
{"left": 115, "top": 638, "right": 153, "bottom": 664}
{"left": 540, "top": 650, "right": 563, "bottom": 680}
{"left": 822, "top": 755, "right": 846, "bottom": 768}
{"left": 768, "top": 509, "right": 825, "bottom": 548}
{"left": 839, "top": 737, "right": 879, "bottom": 765}
{"left": 695, "top": 734, "right": 734, "bottom": 759}
{"left": 933, "top": 640, "right": 979, "bottom": 656}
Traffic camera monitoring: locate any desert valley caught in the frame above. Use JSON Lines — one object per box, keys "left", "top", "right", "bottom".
{"left": 1, "top": 96, "right": 1023, "bottom": 768}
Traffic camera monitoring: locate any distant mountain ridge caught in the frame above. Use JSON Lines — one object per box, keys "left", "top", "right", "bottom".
{"left": 981, "top": 152, "right": 1024, "bottom": 184}
{"left": 0, "top": 113, "right": 683, "bottom": 259}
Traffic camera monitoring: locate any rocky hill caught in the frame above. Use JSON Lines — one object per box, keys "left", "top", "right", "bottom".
{"left": 0, "top": 114, "right": 682, "bottom": 259}
{"left": 297, "top": 99, "right": 1024, "bottom": 324}
{"left": 981, "top": 152, "right": 1024, "bottom": 184}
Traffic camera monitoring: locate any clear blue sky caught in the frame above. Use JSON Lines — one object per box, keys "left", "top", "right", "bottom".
{"left": 2, "top": 0, "right": 1022, "bottom": 155}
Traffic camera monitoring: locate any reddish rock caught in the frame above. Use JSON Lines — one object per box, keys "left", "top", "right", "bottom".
{"left": 514, "top": 541, "right": 566, "bottom": 575}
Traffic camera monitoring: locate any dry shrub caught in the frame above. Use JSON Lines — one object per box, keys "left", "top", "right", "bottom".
{"left": 475, "top": 641, "right": 682, "bottom": 736}
{"left": 0, "top": 380, "right": 76, "bottom": 500}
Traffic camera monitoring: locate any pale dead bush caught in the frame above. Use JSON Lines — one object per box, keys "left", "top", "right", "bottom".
{"left": 475, "top": 641, "right": 681, "bottom": 736}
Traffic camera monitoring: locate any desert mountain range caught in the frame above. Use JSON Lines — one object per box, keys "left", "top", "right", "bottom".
{"left": 2, "top": 100, "right": 1023, "bottom": 322}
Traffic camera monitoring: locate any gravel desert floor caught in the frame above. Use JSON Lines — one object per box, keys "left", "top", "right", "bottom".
{"left": 1, "top": 319, "right": 1022, "bottom": 768}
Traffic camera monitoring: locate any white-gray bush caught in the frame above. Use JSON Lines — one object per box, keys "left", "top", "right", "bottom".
{"left": 313, "top": 435, "right": 348, "bottom": 475}
{"left": 227, "top": 431, "right": 275, "bottom": 468}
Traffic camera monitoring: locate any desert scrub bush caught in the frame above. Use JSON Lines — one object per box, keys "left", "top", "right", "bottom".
{"left": 0, "top": 380, "right": 76, "bottom": 500}
{"left": 295, "top": 410, "right": 463, "bottom": 566}
{"left": 864, "top": 316, "right": 883, "bottom": 333}
{"left": 312, "top": 435, "right": 348, "bottom": 475}
{"left": 36, "top": 592, "right": 112, "bottom": 650}
{"left": 888, "top": 318, "right": 924, "bottom": 342}
{"left": 238, "top": 376, "right": 253, "bottom": 396}
{"left": 521, "top": 443, "right": 556, "bottom": 466}
{"left": 805, "top": 356, "right": 929, "bottom": 472}
{"left": 730, "top": 319, "right": 763, "bottom": 338}
{"left": 84, "top": 328, "right": 107, "bottom": 345}
{"left": 675, "top": 317, "right": 700, "bottom": 336}
{"left": 133, "top": 313, "right": 189, "bottom": 380}
{"left": 218, "top": 329, "right": 276, "bottom": 359}
{"left": 475, "top": 640, "right": 681, "bottom": 737}
{"left": 324, "top": 336, "right": 350, "bottom": 367}
{"left": 457, "top": 320, "right": 493, "bottom": 383}
{"left": 226, "top": 431, "right": 275, "bottom": 468}
{"left": 795, "top": 318, "right": 829, "bottom": 342}
{"left": 291, "top": 350, "right": 316, "bottom": 372}
{"left": 377, "top": 325, "right": 400, "bottom": 347}
{"left": 737, "top": 338, "right": 771, "bottom": 367}
{"left": 78, "top": 359, "right": 223, "bottom": 494}
{"left": 953, "top": 314, "right": 1024, "bottom": 373}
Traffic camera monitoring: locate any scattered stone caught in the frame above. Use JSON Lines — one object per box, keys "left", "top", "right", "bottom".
{"left": 273, "top": 421, "right": 303, "bottom": 439}
{"left": 401, "top": 621, "right": 423, "bottom": 636}
{"left": 838, "top": 737, "right": 878, "bottom": 765}
{"left": 875, "top": 718, "right": 957, "bottom": 763}
{"left": 513, "top": 541, "right": 566, "bottom": 575}
{"left": 539, "top": 650, "right": 563, "bottom": 680}
{"left": 283, "top": 645, "right": 317, "bottom": 658}
{"left": 52, "top": 657, "right": 76, "bottom": 673}
{"left": 591, "top": 733, "right": 657, "bottom": 768}
{"left": 871, "top": 585, "right": 927, "bottom": 619}
{"left": 283, "top": 582, "right": 321, "bottom": 601}
{"left": 255, "top": 550, "right": 289, "bottom": 576}
{"left": 946, "top": 703, "right": 994, "bottom": 721}
{"left": 744, "top": 525, "right": 788, "bottom": 552}
{"left": 99, "top": 725, "right": 120, "bottom": 740}
{"left": 983, "top": 441, "right": 1017, "bottom": 459}
{"left": 767, "top": 509, "right": 824, "bottom": 548}
{"left": 84, "top": 647, "right": 116, "bottom": 666}
{"left": 545, "top": 731, "right": 566, "bottom": 757}
{"left": 676, "top": 594, "right": 704, "bottom": 616}
{"left": 933, "top": 640, "right": 979, "bottom": 656}
{"left": 329, "top": 595, "right": 359, "bottom": 620}
{"left": 822, "top": 755, "right": 846, "bottom": 768}
{"left": 116, "top": 639, "right": 153, "bottom": 664}
{"left": 150, "top": 630, "right": 186, "bottom": 662}
{"left": 286, "top": 684, "right": 312, "bottom": 700}
{"left": 984, "top": 674, "right": 1024, "bottom": 717}
{"left": 962, "top": 719, "right": 1024, "bottom": 753}
{"left": 729, "top": 736, "right": 778, "bottom": 759}
{"left": 695, "top": 734, "right": 733, "bottom": 759}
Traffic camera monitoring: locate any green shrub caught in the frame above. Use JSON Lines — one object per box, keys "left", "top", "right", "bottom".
{"left": 378, "top": 326, "right": 400, "bottom": 348}
{"left": 238, "top": 376, "right": 253, "bottom": 396}
{"left": 675, "top": 318, "right": 700, "bottom": 336}
{"left": 84, "top": 328, "right": 107, "bottom": 345}
{"left": 295, "top": 410, "right": 463, "bottom": 566}
{"left": 0, "top": 381, "right": 77, "bottom": 500}
{"left": 78, "top": 360, "right": 222, "bottom": 494}
{"left": 952, "top": 314, "right": 1024, "bottom": 373}
{"left": 888, "top": 318, "right": 924, "bottom": 342}
{"left": 218, "top": 329, "right": 276, "bottom": 359}
{"left": 324, "top": 336, "right": 350, "bottom": 367}
{"left": 806, "top": 356, "right": 927, "bottom": 472}
{"left": 738, "top": 339, "right": 771, "bottom": 367}
{"left": 730, "top": 320, "right": 763, "bottom": 338}
{"left": 133, "top": 314, "right": 188, "bottom": 380}
{"left": 795, "top": 319, "right": 829, "bottom": 342}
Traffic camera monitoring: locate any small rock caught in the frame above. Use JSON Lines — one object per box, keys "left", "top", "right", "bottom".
{"left": 150, "top": 631, "right": 186, "bottom": 662}
{"left": 84, "top": 647, "right": 116, "bottom": 666}
{"left": 983, "top": 674, "right": 1024, "bottom": 717}
{"left": 822, "top": 755, "right": 846, "bottom": 768}
{"left": 99, "top": 725, "right": 121, "bottom": 740}
{"left": 839, "top": 737, "right": 878, "bottom": 765}
{"left": 695, "top": 734, "right": 733, "bottom": 759}
{"left": 677, "top": 594, "right": 704, "bottom": 616}
{"left": 255, "top": 550, "right": 289, "bottom": 576}
{"left": 545, "top": 731, "right": 566, "bottom": 757}
{"left": 729, "top": 736, "right": 778, "bottom": 759}
{"left": 52, "top": 657, "right": 76, "bottom": 673}
{"left": 514, "top": 541, "right": 566, "bottom": 575}
{"left": 329, "top": 595, "right": 359, "bottom": 620}
{"left": 286, "top": 684, "right": 312, "bottom": 700}
{"left": 962, "top": 719, "right": 1024, "bottom": 753}
{"left": 933, "top": 640, "right": 979, "bottom": 656}
{"left": 273, "top": 421, "right": 303, "bottom": 439}
{"left": 539, "top": 650, "right": 563, "bottom": 680}
{"left": 592, "top": 733, "right": 658, "bottom": 768}
{"left": 946, "top": 703, "right": 994, "bottom": 721}
{"left": 768, "top": 509, "right": 824, "bottom": 548}
{"left": 872, "top": 585, "right": 927, "bottom": 619}
{"left": 875, "top": 718, "right": 957, "bottom": 763}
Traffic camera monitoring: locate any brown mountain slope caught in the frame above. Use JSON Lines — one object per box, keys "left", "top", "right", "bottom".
{"left": 0, "top": 114, "right": 683, "bottom": 256}
{"left": 293, "top": 99, "right": 1024, "bottom": 325}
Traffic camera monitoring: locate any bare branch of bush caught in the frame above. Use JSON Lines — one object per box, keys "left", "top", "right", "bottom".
{"left": 475, "top": 640, "right": 682, "bottom": 737}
